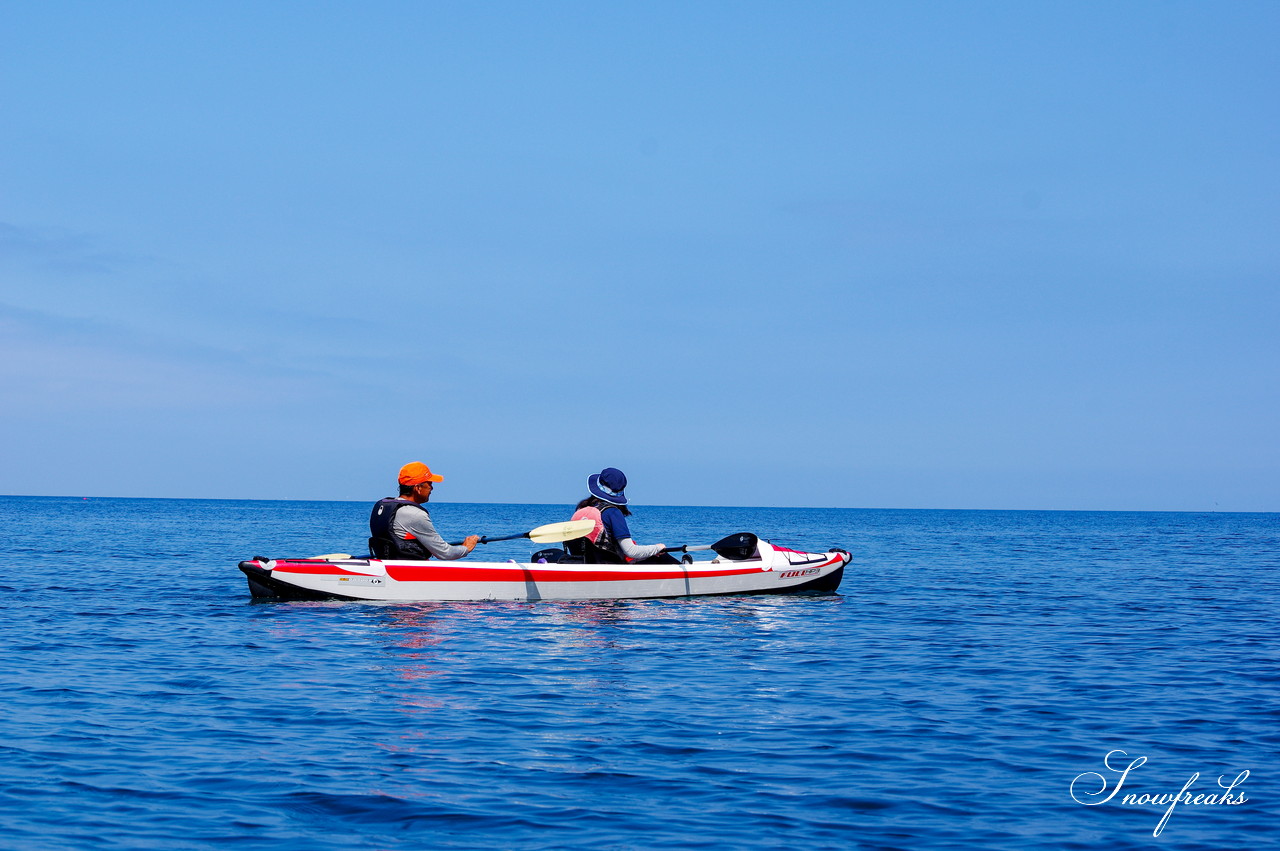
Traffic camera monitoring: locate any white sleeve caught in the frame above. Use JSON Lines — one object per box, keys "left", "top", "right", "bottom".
{"left": 617, "top": 538, "right": 665, "bottom": 561}
{"left": 393, "top": 507, "right": 469, "bottom": 560}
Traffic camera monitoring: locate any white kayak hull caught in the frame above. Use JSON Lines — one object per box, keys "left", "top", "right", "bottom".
{"left": 238, "top": 541, "right": 850, "bottom": 602}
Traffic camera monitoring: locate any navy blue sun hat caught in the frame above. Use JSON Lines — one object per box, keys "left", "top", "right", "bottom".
{"left": 588, "top": 467, "right": 628, "bottom": 505}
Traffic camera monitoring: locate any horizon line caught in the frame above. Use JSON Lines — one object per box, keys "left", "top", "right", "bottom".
{"left": 1, "top": 494, "right": 1274, "bottom": 515}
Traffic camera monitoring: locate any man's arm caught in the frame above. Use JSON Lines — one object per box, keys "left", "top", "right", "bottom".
{"left": 393, "top": 508, "right": 471, "bottom": 560}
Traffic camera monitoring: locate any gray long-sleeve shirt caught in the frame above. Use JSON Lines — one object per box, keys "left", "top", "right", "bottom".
{"left": 391, "top": 503, "right": 470, "bottom": 561}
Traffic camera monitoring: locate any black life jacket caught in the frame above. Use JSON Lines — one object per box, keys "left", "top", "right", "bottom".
{"left": 563, "top": 502, "right": 626, "bottom": 564}
{"left": 368, "top": 497, "right": 433, "bottom": 560}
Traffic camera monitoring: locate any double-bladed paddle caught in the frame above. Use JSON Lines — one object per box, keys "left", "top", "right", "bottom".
{"left": 449, "top": 519, "right": 596, "bottom": 547}
{"left": 663, "top": 532, "right": 759, "bottom": 561}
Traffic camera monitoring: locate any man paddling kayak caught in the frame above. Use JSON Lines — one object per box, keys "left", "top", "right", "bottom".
{"left": 368, "top": 462, "right": 481, "bottom": 560}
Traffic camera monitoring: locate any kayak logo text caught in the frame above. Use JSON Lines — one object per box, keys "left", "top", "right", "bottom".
{"left": 1069, "top": 749, "right": 1249, "bottom": 837}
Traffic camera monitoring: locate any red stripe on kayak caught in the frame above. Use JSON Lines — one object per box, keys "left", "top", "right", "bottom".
{"left": 272, "top": 562, "right": 378, "bottom": 576}
{"left": 383, "top": 565, "right": 767, "bottom": 583}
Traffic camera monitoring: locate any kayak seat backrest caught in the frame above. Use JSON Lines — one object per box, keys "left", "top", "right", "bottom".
{"left": 563, "top": 536, "right": 626, "bottom": 564}
{"left": 530, "top": 547, "right": 566, "bottom": 564}
{"left": 368, "top": 536, "right": 394, "bottom": 559}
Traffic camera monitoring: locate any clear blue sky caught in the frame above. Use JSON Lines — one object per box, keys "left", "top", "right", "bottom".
{"left": 2, "top": 2, "right": 1277, "bottom": 510}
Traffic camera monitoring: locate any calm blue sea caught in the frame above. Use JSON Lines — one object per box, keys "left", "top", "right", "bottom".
{"left": 0, "top": 496, "right": 1275, "bottom": 850}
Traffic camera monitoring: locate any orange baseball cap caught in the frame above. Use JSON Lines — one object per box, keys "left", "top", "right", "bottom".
{"left": 398, "top": 462, "right": 444, "bottom": 485}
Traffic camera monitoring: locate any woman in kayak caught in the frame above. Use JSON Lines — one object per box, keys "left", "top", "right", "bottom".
{"left": 566, "top": 467, "right": 678, "bottom": 564}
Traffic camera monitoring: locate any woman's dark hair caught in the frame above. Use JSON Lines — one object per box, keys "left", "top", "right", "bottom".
{"left": 577, "top": 495, "right": 631, "bottom": 516}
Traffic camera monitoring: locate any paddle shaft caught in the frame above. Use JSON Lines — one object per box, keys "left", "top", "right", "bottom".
{"left": 450, "top": 531, "right": 528, "bottom": 546}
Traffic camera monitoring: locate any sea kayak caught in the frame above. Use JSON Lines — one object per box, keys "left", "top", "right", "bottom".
{"left": 238, "top": 540, "right": 850, "bottom": 602}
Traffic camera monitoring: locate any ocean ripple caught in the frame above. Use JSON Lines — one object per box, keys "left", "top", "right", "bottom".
{"left": 0, "top": 499, "right": 1275, "bottom": 850}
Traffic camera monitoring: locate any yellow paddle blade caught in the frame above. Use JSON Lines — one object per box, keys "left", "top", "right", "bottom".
{"left": 527, "top": 519, "right": 597, "bottom": 544}
{"left": 309, "top": 553, "right": 353, "bottom": 560}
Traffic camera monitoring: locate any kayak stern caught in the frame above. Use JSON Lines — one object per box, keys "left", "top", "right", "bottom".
{"left": 239, "top": 560, "right": 364, "bottom": 602}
